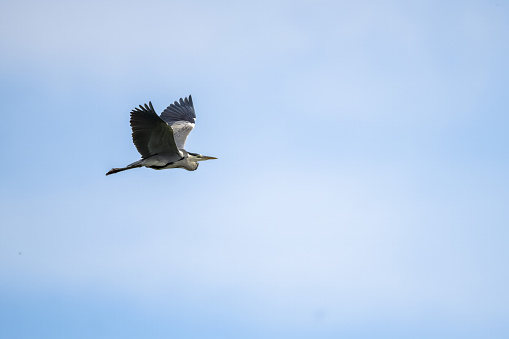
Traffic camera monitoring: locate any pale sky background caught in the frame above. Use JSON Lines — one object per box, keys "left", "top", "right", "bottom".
{"left": 1, "top": 0, "right": 508, "bottom": 338}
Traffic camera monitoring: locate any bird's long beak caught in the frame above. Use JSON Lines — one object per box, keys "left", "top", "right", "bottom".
{"left": 199, "top": 155, "right": 217, "bottom": 161}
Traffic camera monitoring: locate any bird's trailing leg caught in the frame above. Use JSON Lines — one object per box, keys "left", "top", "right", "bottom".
{"left": 106, "top": 161, "right": 142, "bottom": 176}
{"left": 106, "top": 167, "right": 131, "bottom": 175}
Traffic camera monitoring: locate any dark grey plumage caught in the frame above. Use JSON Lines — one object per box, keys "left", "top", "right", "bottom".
{"left": 130, "top": 102, "right": 180, "bottom": 158}
{"left": 160, "top": 95, "right": 196, "bottom": 125}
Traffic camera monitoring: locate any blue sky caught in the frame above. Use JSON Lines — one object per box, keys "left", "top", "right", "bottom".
{"left": 1, "top": 0, "right": 508, "bottom": 338}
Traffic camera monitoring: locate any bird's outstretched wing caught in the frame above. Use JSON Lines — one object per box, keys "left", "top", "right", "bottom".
{"left": 130, "top": 102, "right": 180, "bottom": 158}
{"left": 160, "top": 95, "right": 196, "bottom": 149}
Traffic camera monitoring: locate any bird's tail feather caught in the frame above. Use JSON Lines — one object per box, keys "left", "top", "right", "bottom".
{"left": 106, "top": 164, "right": 141, "bottom": 176}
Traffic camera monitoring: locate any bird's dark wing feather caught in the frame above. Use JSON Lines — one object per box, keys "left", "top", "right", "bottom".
{"left": 160, "top": 95, "right": 196, "bottom": 125}
{"left": 130, "top": 102, "right": 180, "bottom": 158}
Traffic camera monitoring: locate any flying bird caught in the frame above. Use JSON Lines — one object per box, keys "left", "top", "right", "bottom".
{"left": 106, "top": 95, "right": 216, "bottom": 175}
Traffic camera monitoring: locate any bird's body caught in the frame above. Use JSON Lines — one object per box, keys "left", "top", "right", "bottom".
{"left": 106, "top": 95, "right": 216, "bottom": 175}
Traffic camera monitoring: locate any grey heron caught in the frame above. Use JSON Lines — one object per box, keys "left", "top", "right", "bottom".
{"left": 106, "top": 95, "right": 216, "bottom": 175}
